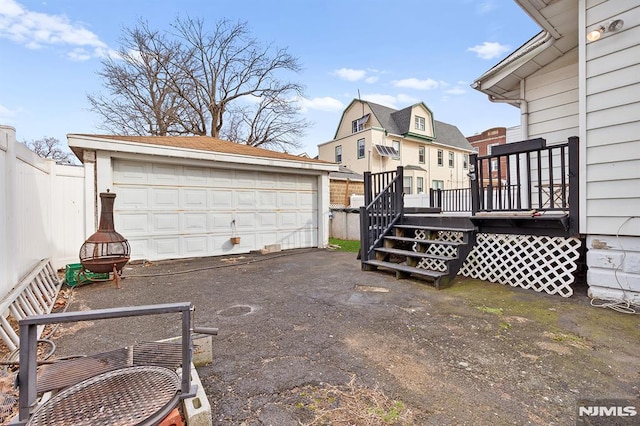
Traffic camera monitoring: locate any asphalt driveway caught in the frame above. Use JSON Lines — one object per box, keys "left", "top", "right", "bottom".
{"left": 52, "top": 248, "right": 640, "bottom": 425}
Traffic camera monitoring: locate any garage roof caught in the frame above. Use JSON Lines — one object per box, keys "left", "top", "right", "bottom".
{"left": 68, "top": 134, "right": 338, "bottom": 172}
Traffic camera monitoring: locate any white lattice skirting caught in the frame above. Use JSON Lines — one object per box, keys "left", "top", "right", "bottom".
{"left": 460, "top": 233, "right": 582, "bottom": 298}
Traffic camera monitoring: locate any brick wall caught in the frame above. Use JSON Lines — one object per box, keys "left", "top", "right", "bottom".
{"left": 467, "top": 127, "right": 508, "bottom": 182}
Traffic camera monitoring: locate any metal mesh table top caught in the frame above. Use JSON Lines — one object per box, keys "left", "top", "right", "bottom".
{"left": 28, "top": 366, "right": 180, "bottom": 426}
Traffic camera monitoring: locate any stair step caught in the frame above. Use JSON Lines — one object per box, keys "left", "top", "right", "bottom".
{"left": 375, "top": 247, "right": 455, "bottom": 261}
{"left": 384, "top": 236, "right": 463, "bottom": 246}
{"left": 363, "top": 259, "right": 447, "bottom": 280}
{"left": 394, "top": 224, "right": 475, "bottom": 233}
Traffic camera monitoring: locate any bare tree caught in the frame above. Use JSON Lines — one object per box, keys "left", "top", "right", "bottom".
{"left": 88, "top": 17, "right": 308, "bottom": 152}
{"left": 24, "top": 137, "right": 76, "bottom": 164}
{"left": 88, "top": 22, "right": 190, "bottom": 136}
{"left": 221, "top": 95, "right": 307, "bottom": 151}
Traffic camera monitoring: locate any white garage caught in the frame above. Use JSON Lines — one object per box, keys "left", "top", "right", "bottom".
{"left": 69, "top": 135, "right": 337, "bottom": 262}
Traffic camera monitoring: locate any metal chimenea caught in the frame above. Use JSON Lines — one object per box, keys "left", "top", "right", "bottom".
{"left": 79, "top": 190, "right": 130, "bottom": 287}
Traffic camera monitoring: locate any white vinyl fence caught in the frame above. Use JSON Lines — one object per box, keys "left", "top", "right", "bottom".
{"left": 1, "top": 125, "right": 85, "bottom": 302}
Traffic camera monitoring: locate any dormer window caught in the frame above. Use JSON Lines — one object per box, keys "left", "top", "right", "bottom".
{"left": 415, "top": 116, "right": 426, "bottom": 131}
{"left": 351, "top": 114, "right": 370, "bottom": 133}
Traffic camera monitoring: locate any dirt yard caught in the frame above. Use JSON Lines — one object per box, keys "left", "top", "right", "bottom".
{"left": 47, "top": 249, "right": 639, "bottom": 425}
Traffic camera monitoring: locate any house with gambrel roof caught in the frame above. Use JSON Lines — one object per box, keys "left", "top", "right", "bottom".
{"left": 318, "top": 99, "right": 474, "bottom": 194}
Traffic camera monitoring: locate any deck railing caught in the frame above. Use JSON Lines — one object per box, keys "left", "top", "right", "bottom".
{"left": 470, "top": 136, "right": 579, "bottom": 234}
{"left": 359, "top": 167, "right": 404, "bottom": 261}
{"left": 430, "top": 187, "right": 471, "bottom": 212}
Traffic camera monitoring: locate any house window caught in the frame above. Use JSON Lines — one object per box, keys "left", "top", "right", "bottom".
{"left": 392, "top": 140, "right": 400, "bottom": 160}
{"left": 418, "top": 146, "right": 425, "bottom": 164}
{"left": 417, "top": 177, "right": 424, "bottom": 193}
{"left": 415, "top": 116, "right": 425, "bottom": 131}
{"left": 463, "top": 154, "right": 469, "bottom": 169}
{"left": 487, "top": 143, "right": 500, "bottom": 155}
{"left": 351, "top": 114, "right": 370, "bottom": 133}
{"left": 357, "top": 139, "right": 365, "bottom": 159}
{"left": 437, "top": 149, "right": 443, "bottom": 167}
{"left": 403, "top": 176, "right": 412, "bottom": 194}
{"left": 448, "top": 151, "right": 455, "bottom": 168}
{"left": 335, "top": 145, "right": 342, "bottom": 163}
{"left": 432, "top": 180, "right": 444, "bottom": 190}
{"left": 491, "top": 159, "right": 498, "bottom": 172}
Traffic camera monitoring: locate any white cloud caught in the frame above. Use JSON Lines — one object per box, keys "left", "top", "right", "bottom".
{"left": 476, "top": 1, "right": 497, "bottom": 14}
{"left": 444, "top": 87, "right": 466, "bottom": 95}
{"left": 0, "top": 0, "right": 110, "bottom": 60}
{"left": 364, "top": 76, "right": 379, "bottom": 84}
{"left": 359, "top": 93, "right": 420, "bottom": 109}
{"left": 298, "top": 96, "right": 344, "bottom": 113}
{"left": 392, "top": 77, "right": 441, "bottom": 90}
{"left": 332, "top": 68, "right": 367, "bottom": 82}
{"left": 0, "top": 103, "right": 22, "bottom": 121}
{"left": 467, "top": 41, "right": 510, "bottom": 60}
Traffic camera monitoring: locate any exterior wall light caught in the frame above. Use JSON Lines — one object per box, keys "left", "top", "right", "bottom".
{"left": 586, "top": 19, "right": 624, "bottom": 42}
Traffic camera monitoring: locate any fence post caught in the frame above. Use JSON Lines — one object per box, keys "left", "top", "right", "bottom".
{"left": 360, "top": 171, "right": 372, "bottom": 263}
{"left": 470, "top": 153, "right": 479, "bottom": 214}
{"left": 395, "top": 166, "right": 404, "bottom": 218}
{"left": 568, "top": 136, "right": 580, "bottom": 237}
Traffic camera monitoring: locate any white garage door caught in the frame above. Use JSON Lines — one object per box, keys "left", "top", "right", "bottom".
{"left": 112, "top": 160, "right": 318, "bottom": 261}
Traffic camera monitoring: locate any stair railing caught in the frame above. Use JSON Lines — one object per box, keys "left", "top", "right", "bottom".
{"left": 360, "top": 167, "right": 404, "bottom": 262}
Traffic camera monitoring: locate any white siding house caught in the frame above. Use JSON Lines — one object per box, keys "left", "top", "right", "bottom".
{"left": 472, "top": 0, "right": 640, "bottom": 303}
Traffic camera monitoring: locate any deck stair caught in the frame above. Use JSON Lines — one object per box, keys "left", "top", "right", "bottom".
{"left": 362, "top": 221, "right": 476, "bottom": 289}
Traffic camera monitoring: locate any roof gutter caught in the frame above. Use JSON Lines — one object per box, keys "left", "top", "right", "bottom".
{"left": 488, "top": 93, "right": 529, "bottom": 140}
{"left": 472, "top": 30, "right": 554, "bottom": 91}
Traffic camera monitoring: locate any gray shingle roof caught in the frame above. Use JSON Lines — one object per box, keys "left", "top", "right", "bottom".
{"left": 365, "top": 100, "right": 473, "bottom": 151}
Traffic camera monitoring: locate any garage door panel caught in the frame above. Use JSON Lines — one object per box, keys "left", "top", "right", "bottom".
{"left": 183, "top": 166, "right": 208, "bottom": 185}
{"left": 128, "top": 238, "right": 149, "bottom": 260}
{"left": 235, "top": 212, "right": 256, "bottom": 229}
{"left": 155, "top": 237, "right": 180, "bottom": 256}
{"left": 278, "top": 192, "right": 298, "bottom": 208}
{"left": 114, "top": 161, "right": 149, "bottom": 183}
{"left": 117, "top": 212, "right": 150, "bottom": 234}
{"left": 297, "top": 176, "right": 316, "bottom": 190}
{"left": 119, "top": 187, "right": 149, "bottom": 209}
{"left": 185, "top": 213, "right": 207, "bottom": 231}
{"left": 235, "top": 191, "right": 257, "bottom": 209}
{"left": 184, "top": 236, "right": 208, "bottom": 255}
{"left": 210, "top": 170, "right": 232, "bottom": 187}
{"left": 154, "top": 213, "right": 180, "bottom": 232}
{"left": 278, "top": 212, "right": 298, "bottom": 227}
{"left": 299, "top": 192, "right": 316, "bottom": 209}
{"left": 209, "top": 213, "right": 233, "bottom": 231}
{"left": 151, "top": 164, "right": 180, "bottom": 184}
{"left": 183, "top": 188, "right": 207, "bottom": 208}
{"left": 234, "top": 171, "right": 255, "bottom": 188}
{"left": 211, "top": 190, "right": 233, "bottom": 209}
{"left": 278, "top": 175, "right": 297, "bottom": 189}
{"left": 258, "top": 191, "right": 277, "bottom": 208}
{"left": 152, "top": 188, "right": 180, "bottom": 209}
{"left": 257, "top": 212, "right": 277, "bottom": 228}
{"left": 256, "top": 173, "right": 278, "bottom": 188}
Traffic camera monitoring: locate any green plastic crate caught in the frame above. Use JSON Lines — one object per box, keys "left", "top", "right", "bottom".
{"left": 65, "top": 263, "right": 110, "bottom": 287}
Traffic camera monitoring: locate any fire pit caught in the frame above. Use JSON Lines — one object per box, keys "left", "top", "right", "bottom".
{"left": 79, "top": 190, "right": 130, "bottom": 287}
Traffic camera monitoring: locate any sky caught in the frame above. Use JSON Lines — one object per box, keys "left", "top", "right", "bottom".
{"left": 0, "top": 0, "right": 541, "bottom": 159}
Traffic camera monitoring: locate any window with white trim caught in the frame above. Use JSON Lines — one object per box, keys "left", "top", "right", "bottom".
{"left": 437, "top": 149, "right": 443, "bottom": 167}
{"left": 418, "top": 146, "right": 425, "bottom": 164}
{"left": 403, "top": 176, "right": 413, "bottom": 194}
{"left": 463, "top": 154, "right": 469, "bottom": 169}
{"left": 392, "top": 140, "right": 400, "bottom": 160}
{"left": 448, "top": 151, "right": 455, "bottom": 168}
{"left": 490, "top": 159, "right": 498, "bottom": 172}
{"left": 432, "top": 180, "right": 444, "bottom": 190}
{"left": 357, "top": 139, "right": 365, "bottom": 159}
{"left": 415, "top": 116, "right": 425, "bottom": 131}
{"left": 335, "top": 145, "right": 342, "bottom": 163}
{"left": 417, "top": 177, "right": 424, "bottom": 193}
